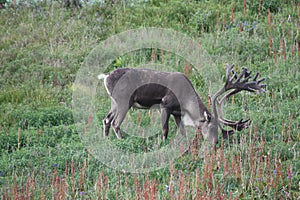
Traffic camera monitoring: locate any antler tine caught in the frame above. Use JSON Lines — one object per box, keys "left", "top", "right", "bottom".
{"left": 219, "top": 117, "right": 251, "bottom": 131}
{"left": 244, "top": 67, "right": 252, "bottom": 78}
{"left": 253, "top": 72, "right": 259, "bottom": 81}
{"left": 236, "top": 67, "right": 247, "bottom": 82}
{"left": 242, "top": 68, "right": 252, "bottom": 83}
{"left": 225, "top": 64, "right": 236, "bottom": 86}
{"left": 260, "top": 83, "right": 267, "bottom": 91}
{"left": 258, "top": 78, "right": 267, "bottom": 91}
{"left": 220, "top": 127, "right": 234, "bottom": 140}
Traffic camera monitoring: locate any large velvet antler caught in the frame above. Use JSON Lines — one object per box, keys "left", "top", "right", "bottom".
{"left": 212, "top": 64, "right": 266, "bottom": 139}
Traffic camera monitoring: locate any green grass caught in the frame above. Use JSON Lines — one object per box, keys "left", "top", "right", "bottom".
{"left": 0, "top": 0, "right": 299, "bottom": 199}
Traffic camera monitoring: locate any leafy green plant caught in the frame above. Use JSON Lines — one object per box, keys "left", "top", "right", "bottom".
{"left": 247, "top": 0, "right": 281, "bottom": 13}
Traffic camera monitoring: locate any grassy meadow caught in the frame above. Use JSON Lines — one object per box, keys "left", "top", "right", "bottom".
{"left": 0, "top": 0, "right": 299, "bottom": 199}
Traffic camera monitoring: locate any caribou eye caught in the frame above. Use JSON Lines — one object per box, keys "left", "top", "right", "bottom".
{"left": 204, "top": 111, "right": 211, "bottom": 122}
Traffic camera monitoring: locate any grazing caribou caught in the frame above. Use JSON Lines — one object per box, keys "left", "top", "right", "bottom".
{"left": 98, "top": 64, "right": 266, "bottom": 145}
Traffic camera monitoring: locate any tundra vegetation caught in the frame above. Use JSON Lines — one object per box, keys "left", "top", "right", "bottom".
{"left": 0, "top": 0, "right": 299, "bottom": 199}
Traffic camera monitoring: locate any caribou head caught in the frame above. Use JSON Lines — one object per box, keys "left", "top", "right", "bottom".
{"left": 98, "top": 64, "right": 266, "bottom": 146}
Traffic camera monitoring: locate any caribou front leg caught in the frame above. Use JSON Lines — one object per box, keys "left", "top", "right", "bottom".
{"left": 173, "top": 114, "right": 186, "bottom": 137}
{"left": 161, "top": 108, "right": 171, "bottom": 139}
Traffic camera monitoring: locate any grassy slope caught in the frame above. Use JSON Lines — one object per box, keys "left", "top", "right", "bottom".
{"left": 0, "top": 1, "right": 299, "bottom": 199}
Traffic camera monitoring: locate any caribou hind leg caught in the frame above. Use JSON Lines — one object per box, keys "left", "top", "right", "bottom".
{"left": 103, "top": 110, "right": 115, "bottom": 137}
{"left": 110, "top": 105, "right": 132, "bottom": 139}
{"left": 103, "top": 99, "right": 117, "bottom": 137}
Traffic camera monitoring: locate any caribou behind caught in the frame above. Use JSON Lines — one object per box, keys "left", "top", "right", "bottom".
{"left": 98, "top": 65, "right": 266, "bottom": 145}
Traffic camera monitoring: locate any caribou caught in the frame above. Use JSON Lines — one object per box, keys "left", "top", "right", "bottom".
{"left": 98, "top": 64, "right": 266, "bottom": 145}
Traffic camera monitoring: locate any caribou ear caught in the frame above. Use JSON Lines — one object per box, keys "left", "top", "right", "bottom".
{"left": 204, "top": 111, "right": 211, "bottom": 122}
